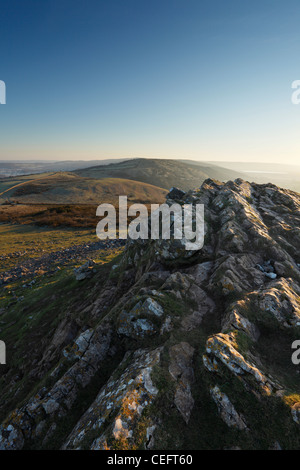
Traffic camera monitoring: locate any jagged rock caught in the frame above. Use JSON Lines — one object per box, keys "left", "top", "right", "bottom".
{"left": 169, "top": 342, "right": 195, "bottom": 424}
{"left": 39, "top": 317, "right": 80, "bottom": 369}
{"left": 74, "top": 260, "right": 96, "bottom": 281}
{"left": 291, "top": 403, "right": 300, "bottom": 425}
{"left": 162, "top": 272, "right": 193, "bottom": 293}
{"left": 208, "top": 254, "right": 265, "bottom": 296}
{"left": 0, "top": 322, "right": 113, "bottom": 449}
{"left": 0, "top": 424, "right": 24, "bottom": 450}
{"left": 258, "top": 278, "right": 300, "bottom": 327}
{"left": 160, "top": 315, "right": 173, "bottom": 335}
{"left": 117, "top": 297, "right": 164, "bottom": 338}
{"left": 181, "top": 285, "right": 215, "bottom": 331}
{"left": 269, "top": 441, "right": 282, "bottom": 450}
{"left": 1, "top": 178, "right": 300, "bottom": 450}
{"left": 210, "top": 385, "right": 248, "bottom": 431}
{"left": 42, "top": 398, "right": 60, "bottom": 415}
{"left": 205, "top": 333, "right": 273, "bottom": 394}
{"left": 265, "top": 272, "right": 277, "bottom": 280}
{"left": 184, "top": 261, "right": 214, "bottom": 285}
{"left": 222, "top": 306, "right": 260, "bottom": 341}
{"left": 143, "top": 297, "right": 164, "bottom": 317}
{"left": 202, "top": 354, "right": 218, "bottom": 372}
{"left": 167, "top": 187, "right": 186, "bottom": 200}
{"left": 145, "top": 424, "right": 157, "bottom": 449}
{"left": 63, "top": 328, "right": 93, "bottom": 360}
{"left": 63, "top": 348, "right": 162, "bottom": 449}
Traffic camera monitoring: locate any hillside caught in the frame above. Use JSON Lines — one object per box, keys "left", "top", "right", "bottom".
{"left": 190, "top": 161, "right": 300, "bottom": 194}
{"left": 2, "top": 159, "right": 298, "bottom": 203}
{"left": 0, "top": 172, "right": 167, "bottom": 205}
{"left": 74, "top": 158, "right": 245, "bottom": 191}
{"left": 0, "top": 179, "right": 300, "bottom": 450}
{"left": 0, "top": 159, "right": 128, "bottom": 177}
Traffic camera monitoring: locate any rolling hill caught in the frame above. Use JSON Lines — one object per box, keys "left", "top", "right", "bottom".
{"left": 185, "top": 160, "right": 300, "bottom": 194}
{"left": 1, "top": 158, "right": 298, "bottom": 207}
{"left": 0, "top": 159, "right": 128, "bottom": 177}
{"left": 74, "top": 158, "right": 246, "bottom": 191}
{"left": 0, "top": 172, "right": 167, "bottom": 205}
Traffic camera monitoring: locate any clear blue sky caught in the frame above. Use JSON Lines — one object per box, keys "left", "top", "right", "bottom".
{"left": 0, "top": 0, "right": 300, "bottom": 163}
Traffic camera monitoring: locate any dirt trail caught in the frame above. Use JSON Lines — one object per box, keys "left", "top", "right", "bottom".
{"left": 0, "top": 173, "right": 57, "bottom": 198}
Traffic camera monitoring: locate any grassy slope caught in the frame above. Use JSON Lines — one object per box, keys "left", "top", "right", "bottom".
{"left": 0, "top": 223, "right": 98, "bottom": 270}
{"left": 74, "top": 158, "right": 244, "bottom": 191}
{"left": 0, "top": 173, "right": 56, "bottom": 194}
{"left": 0, "top": 247, "right": 124, "bottom": 425}
{"left": 0, "top": 172, "right": 167, "bottom": 204}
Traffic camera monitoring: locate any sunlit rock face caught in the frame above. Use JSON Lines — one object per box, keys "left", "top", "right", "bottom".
{"left": 0, "top": 178, "right": 300, "bottom": 450}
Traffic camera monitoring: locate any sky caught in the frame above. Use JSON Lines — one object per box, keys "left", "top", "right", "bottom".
{"left": 0, "top": 0, "right": 300, "bottom": 164}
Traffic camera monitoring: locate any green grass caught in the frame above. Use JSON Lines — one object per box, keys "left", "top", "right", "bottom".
{"left": 0, "top": 223, "right": 99, "bottom": 271}
{"left": 0, "top": 243, "right": 123, "bottom": 424}
{"left": 0, "top": 172, "right": 167, "bottom": 205}
{"left": 75, "top": 157, "right": 244, "bottom": 192}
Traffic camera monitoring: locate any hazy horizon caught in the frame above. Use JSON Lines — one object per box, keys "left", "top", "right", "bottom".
{"left": 0, "top": 156, "right": 299, "bottom": 169}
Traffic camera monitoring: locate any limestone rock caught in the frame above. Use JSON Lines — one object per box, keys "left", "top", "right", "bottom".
{"left": 210, "top": 385, "right": 248, "bottom": 431}
{"left": 74, "top": 260, "right": 96, "bottom": 281}
{"left": 169, "top": 342, "right": 195, "bottom": 424}
{"left": 63, "top": 347, "right": 162, "bottom": 450}
{"left": 1, "top": 178, "right": 300, "bottom": 450}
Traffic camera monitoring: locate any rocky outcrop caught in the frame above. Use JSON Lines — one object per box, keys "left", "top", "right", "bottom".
{"left": 0, "top": 239, "right": 125, "bottom": 287}
{"left": 63, "top": 347, "right": 161, "bottom": 450}
{"left": 117, "top": 297, "right": 164, "bottom": 339}
{"left": 210, "top": 385, "right": 248, "bottom": 431}
{"left": 168, "top": 342, "right": 195, "bottom": 424}
{"left": 74, "top": 260, "right": 96, "bottom": 281}
{"left": 1, "top": 178, "right": 300, "bottom": 450}
{"left": 0, "top": 321, "right": 113, "bottom": 449}
{"left": 204, "top": 333, "right": 274, "bottom": 395}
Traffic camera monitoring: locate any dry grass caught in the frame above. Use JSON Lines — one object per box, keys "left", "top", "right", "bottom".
{"left": 0, "top": 203, "right": 157, "bottom": 229}
{"left": 0, "top": 173, "right": 167, "bottom": 205}
{"left": 0, "top": 204, "right": 98, "bottom": 227}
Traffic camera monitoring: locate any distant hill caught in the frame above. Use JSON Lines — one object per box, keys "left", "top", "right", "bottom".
{"left": 74, "top": 158, "right": 246, "bottom": 191}
{"left": 191, "top": 161, "right": 300, "bottom": 194}
{"left": 1, "top": 159, "right": 298, "bottom": 205}
{"left": 0, "top": 172, "right": 167, "bottom": 205}
{"left": 0, "top": 158, "right": 128, "bottom": 177}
